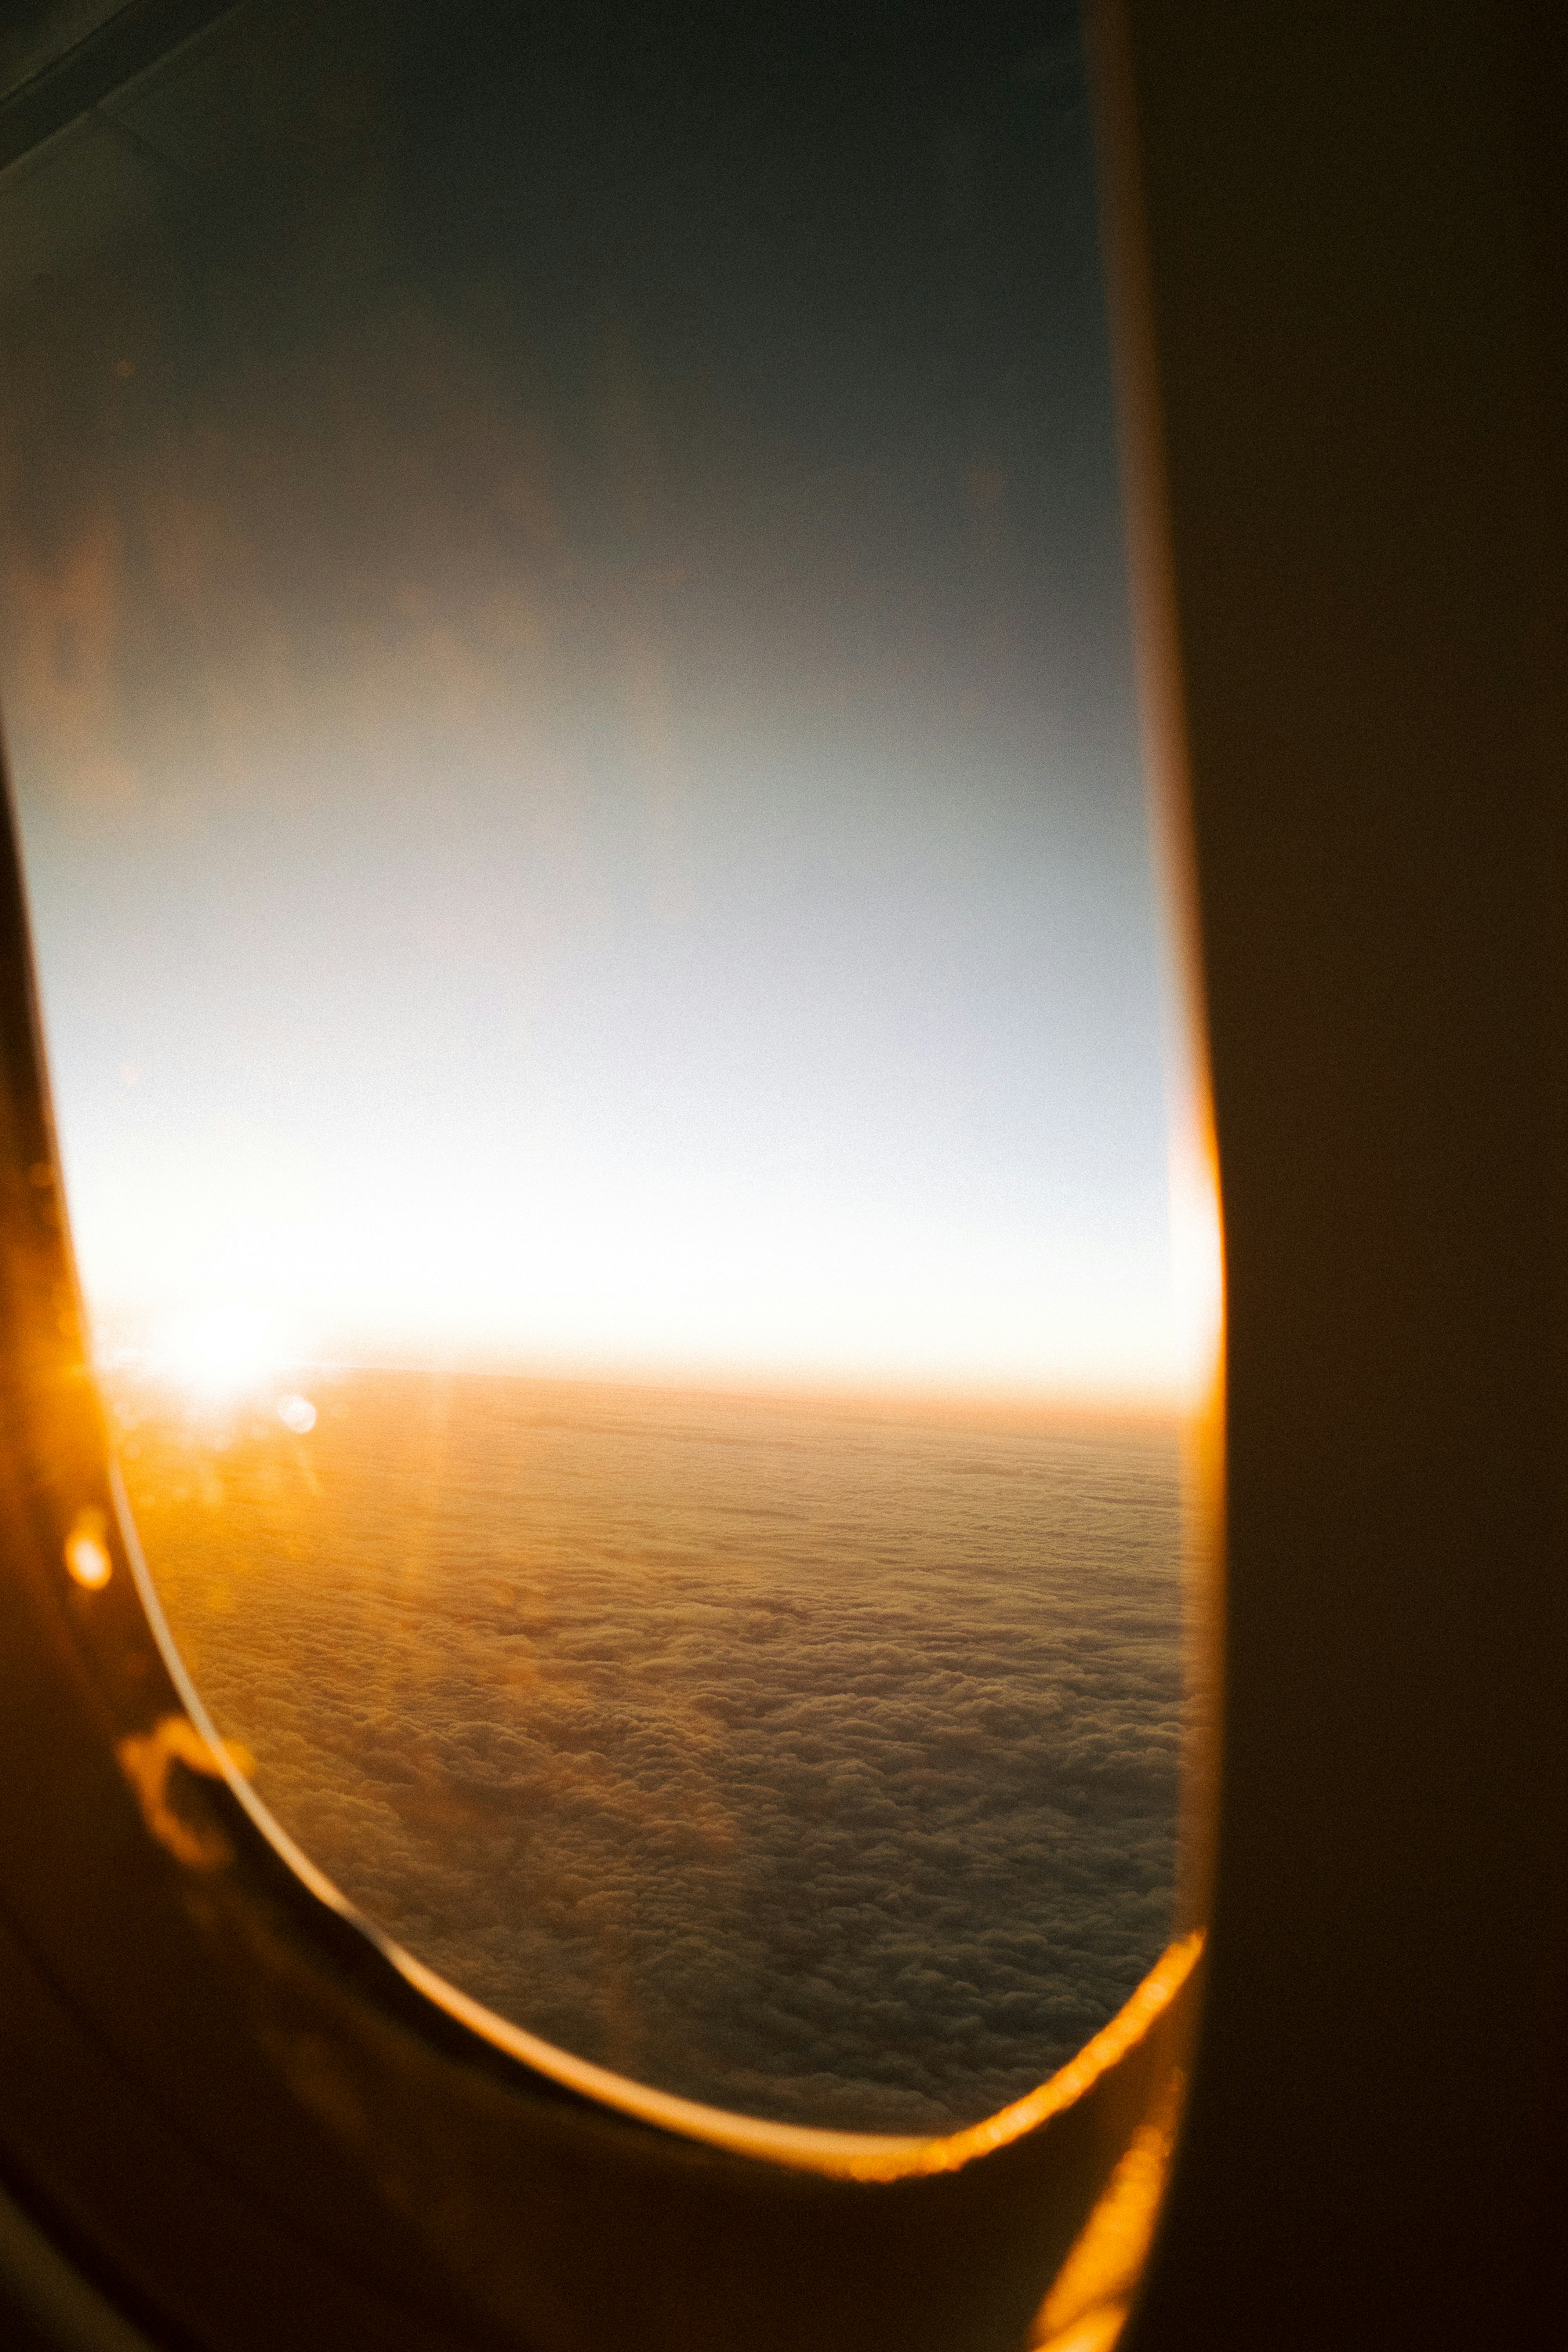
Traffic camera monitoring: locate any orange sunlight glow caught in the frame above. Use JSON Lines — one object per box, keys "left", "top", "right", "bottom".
{"left": 64, "top": 1505, "right": 113, "bottom": 1590}
{"left": 73, "top": 1134, "right": 1214, "bottom": 1416}
{"left": 147, "top": 1301, "right": 291, "bottom": 1404}
{"left": 1166, "top": 1102, "right": 1225, "bottom": 1411}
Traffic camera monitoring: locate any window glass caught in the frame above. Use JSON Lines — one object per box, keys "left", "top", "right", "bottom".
{"left": 0, "top": 0, "right": 1208, "bottom": 2132}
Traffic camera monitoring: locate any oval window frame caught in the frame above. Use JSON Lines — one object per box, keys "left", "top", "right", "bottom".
{"left": 0, "top": 5, "right": 1213, "bottom": 2348}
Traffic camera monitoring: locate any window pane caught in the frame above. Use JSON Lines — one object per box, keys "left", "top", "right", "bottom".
{"left": 0, "top": 0, "right": 1207, "bottom": 2132}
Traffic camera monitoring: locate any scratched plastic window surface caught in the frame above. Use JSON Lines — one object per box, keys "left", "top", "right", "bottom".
{"left": 0, "top": 0, "right": 1211, "bottom": 2130}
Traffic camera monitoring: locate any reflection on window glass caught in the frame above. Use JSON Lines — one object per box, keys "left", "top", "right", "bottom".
{"left": 0, "top": 0, "right": 1206, "bottom": 2130}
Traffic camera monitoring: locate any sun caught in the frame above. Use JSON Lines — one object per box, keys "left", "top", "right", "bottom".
{"left": 151, "top": 1302, "right": 285, "bottom": 1403}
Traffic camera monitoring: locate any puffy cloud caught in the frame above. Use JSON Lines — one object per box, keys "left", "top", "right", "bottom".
{"left": 118, "top": 1374, "right": 1184, "bottom": 2132}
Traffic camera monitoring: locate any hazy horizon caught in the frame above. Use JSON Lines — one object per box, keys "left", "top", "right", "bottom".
{"left": 94, "top": 1329, "right": 1197, "bottom": 1425}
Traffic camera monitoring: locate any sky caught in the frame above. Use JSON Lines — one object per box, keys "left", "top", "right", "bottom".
{"left": 0, "top": 0, "right": 1215, "bottom": 1406}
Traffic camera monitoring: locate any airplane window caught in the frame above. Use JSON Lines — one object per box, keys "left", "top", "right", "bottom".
{"left": 0, "top": 0, "right": 1218, "bottom": 2153}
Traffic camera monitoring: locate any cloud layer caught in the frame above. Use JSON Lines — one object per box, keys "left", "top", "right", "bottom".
{"left": 117, "top": 1373, "right": 1185, "bottom": 2132}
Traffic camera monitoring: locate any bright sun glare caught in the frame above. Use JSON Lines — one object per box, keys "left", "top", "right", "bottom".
{"left": 151, "top": 1303, "right": 287, "bottom": 1403}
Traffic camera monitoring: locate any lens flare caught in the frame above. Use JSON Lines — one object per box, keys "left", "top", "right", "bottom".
{"left": 64, "top": 1505, "right": 113, "bottom": 1589}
